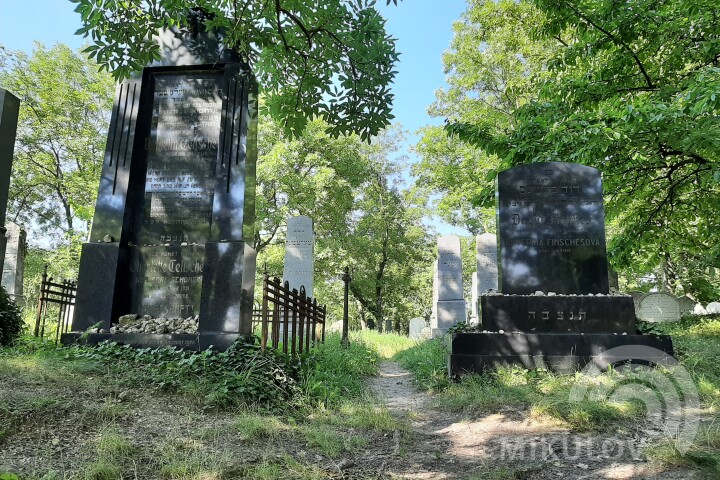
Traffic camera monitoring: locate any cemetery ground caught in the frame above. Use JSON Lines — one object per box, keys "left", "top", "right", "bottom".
{"left": 0, "top": 319, "right": 719, "bottom": 480}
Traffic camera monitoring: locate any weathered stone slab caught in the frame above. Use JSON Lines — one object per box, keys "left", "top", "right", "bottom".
{"left": 677, "top": 296, "right": 696, "bottom": 317}
{"left": 434, "top": 299, "right": 467, "bottom": 336}
{"left": 638, "top": 293, "right": 681, "bottom": 323}
{"left": 2, "top": 223, "right": 25, "bottom": 301}
{"left": 409, "top": 317, "right": 426, "bottom": 339}
{"left": 470, "top": 272, "right": 479, "bottom": 324}
{"left": 437, "top": 235, "right": 463, "bottom": 301}
{"left": 497, "top": 162, "right": 609, "bottom": 295}
{"left": 282, "top": 216, "right": 314, "bottom": 297}
{"left": 476, "top": 233, "right": 498, "bottom": 293}
{"left": 706, "top": 302, "right": 720, "bottom": 314}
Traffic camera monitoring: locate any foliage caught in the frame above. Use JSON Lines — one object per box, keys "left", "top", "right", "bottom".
{"left": 0, "top": 44, "right": 113, "bottom": 243}
{"left": 638, "top": 314, "right": 720, "bottom": 409}
{"left": 414, "top": 0, "right": 554, "bottom": 234}
{"left": 301, "top": 334, "right": 379, "bottom": 405}
{"left": 393, "top": 337, "right": 449, "bottom": 391}
{"left": 435, "top": 0, "right": 720, "bottom": 300}
{"left": 0, "top": 286, "right": 22, "bottom": 346}
{"left": 71, "top": 339, "right": 303, "bottom": 409}
{"left": 71, "top": 0, "right": 400, "bottom": 140}
{"left": 255, "top": 119, "right": 433, "bottom": 331}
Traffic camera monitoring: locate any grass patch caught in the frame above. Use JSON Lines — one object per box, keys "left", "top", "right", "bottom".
{"left": 393, "top": 337, "right": 448, "bottom": 391}
{"left": 311, "top": 397, "right": 407, "bottom": 433}
{"left": 640, "top": 315, "right": 720, "bottom": 409}
{"left": 234, "top": 412, "right": 288, "bottom": 441}
{"left": 301, "top": 334, "right": 379, "bottom": 405}
{"left": 237, "top": 456, "right": 327, "bottom": 480}
{"left": 299, "top": 423, "right": 368, "bottom": 458}
{"left": 645, "top": 417, "right": 720, "bottom": 475}
{"left": 351, "top": 330, "right": 416, "bottom": 359}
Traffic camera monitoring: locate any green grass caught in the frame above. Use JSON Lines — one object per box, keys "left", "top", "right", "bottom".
{"left": 301, "top": 333, "right": 380, "bottom": 405}
{"left": 234, "top": 411, "right": 288, "bottom": 441}
{"left": 299, "top": 423, "right": 368, "bottom": 458}
{"left": 393, "top": 337, "right": 451, "bottom": 391}
{"left": 350, "top": 330, "right": 416, "bottom": 359}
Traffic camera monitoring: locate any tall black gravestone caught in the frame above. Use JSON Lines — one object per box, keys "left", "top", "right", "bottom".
{"left": 497, "top": 162, "right": 608, "bottom": 295}
{"left": 448, "top": 162, "right": 673, "bottom": 374}
{"left": 0, "top": 89, "right": 20, "bottom": 271}
{"left": 63, "top": 27, "right": 257, "bottom": 350}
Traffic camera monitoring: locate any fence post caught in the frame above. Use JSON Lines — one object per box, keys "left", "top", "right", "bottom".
{"left": 341, "top": 266, "right": 351, "bottom": 348}
{"left": 34, "top": 265, "right": 48, "bottom": 337}
{"left": 261, "top": 271, "right": 269, "bottom": 351}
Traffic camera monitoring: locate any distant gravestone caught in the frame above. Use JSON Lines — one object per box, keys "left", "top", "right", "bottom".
{"left": 707, "top": 302, "right": 720, "bottom": 315}
{"left": 677, "top": 296, "right": 695, "bottom": 317}
{"left": 470, "top": 272, "right": 479, "bottom": 325}
{"left": 608, "top": 266, "right": 619, "bottom": 291}
{"left": 432, "top": 235, "right": 466, "bottom": 336}
{"left": 476, "top": 233, "right": 498, "bottom": 293}
{"left": 2, "top": 223, "right": 25, "bottom": 302}
{"left": 629, "top": 291, "right": 647, "bottom": 310}
{"left": 430, "top": 260, "right": 438, "bottom": 328}
{"left": 0, "top": 89, "right": 20, "bottom": 270}
{"left": 638, "top": 293, "right": 681, "bottom": 323}
{"left": 497, "top": 162, "right": 609, "bottom": 294}
{"left": 283, "top": 216, "right": 314, "bottom": 297}
{"left": 409, "top": 317, "right": 426, "bottom": 339}
{"left": 437, "top": 236, "right": 463, "bottom": 300}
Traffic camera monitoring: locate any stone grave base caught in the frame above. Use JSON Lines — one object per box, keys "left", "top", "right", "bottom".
{"left": 447, "top": 332, "right": 674, "bottom": 375}
{"left": 480, "top": 294, "right": 636, "bottom": 333}
{"left": 60, "top": 332, "right": 246, "bottom": 351}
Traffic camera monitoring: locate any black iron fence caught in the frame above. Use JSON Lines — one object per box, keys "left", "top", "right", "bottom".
{"left": 261, "top": 273, "right": 326, "bottom": 354}
{"left": 34, "top": 266, "right": 77, "bottom": 343}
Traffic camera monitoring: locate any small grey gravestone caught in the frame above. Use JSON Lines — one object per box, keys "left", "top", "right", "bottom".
{"left": 283, "top": 215, "right": 314, "bottom": 297}
{"left": 1, "top": 223, "right": 25, "bottom": 303}
{"left": 677, "top": 296, "right": 695, "bottom": 317}
{"left": 638, "top": 293, "right": 681, "bottom": 323}
{"left": 629, "top": 291, "right": 647, "bottom": 309}
{"left": 476, "top": 233, "right": 498, "bottom": 293}
{"left": 432, "top": 235, "right": 466, "bottom": 336}
{"left": 470, "top": 272, "right": 479, "bottom": 324}
{"left": 430, "top": 260, "right": 438, "bottom": 324}
{"left": 707, "top": 302, "right": 720, "bottom": 315}
{"left": 408, "top": 317, "right": 426, "bottom": 339}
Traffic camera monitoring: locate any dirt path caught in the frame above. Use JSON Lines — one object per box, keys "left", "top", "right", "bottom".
{"left": 366, "top": 361, "right": 697, "bottom": 480}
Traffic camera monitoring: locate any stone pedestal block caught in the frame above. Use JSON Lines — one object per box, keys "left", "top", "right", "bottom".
{"left": 480, "top": 295, "right": 635, "bottom": 333}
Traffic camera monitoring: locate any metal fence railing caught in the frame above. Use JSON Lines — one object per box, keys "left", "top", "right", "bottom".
{"left": 34, "top": 266, "right": 77, "bottom": 343}
{"left": 261, "top": 273, "right": 326, "bottom": 354}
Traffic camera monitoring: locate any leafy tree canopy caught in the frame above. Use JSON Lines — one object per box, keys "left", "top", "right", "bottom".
{"left": 71, "top": 0, "right": 401, "bottom": 140}
{"left": 423, "top": 0, "right": 720, "bottom": 300}
{"left": 0, "top": 44, "right": 114, "bottom": 245}
{"left": 414, "top": 0, "right": 554, "bottom": 234}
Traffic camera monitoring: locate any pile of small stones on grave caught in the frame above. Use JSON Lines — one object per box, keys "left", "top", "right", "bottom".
{"left": 484, "top": 290, "right": 631, "bottom": 297}
{"left": 86, "top": 314, "right": 200, "bottom": 334}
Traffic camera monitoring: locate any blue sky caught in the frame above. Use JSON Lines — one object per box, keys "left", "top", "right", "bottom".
{"left": 0, "top": 0, "right": 469, "bottom": 235}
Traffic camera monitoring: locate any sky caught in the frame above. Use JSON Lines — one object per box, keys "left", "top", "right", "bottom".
{"left": 0, "top": 0, "right": 469, "bottom": 235}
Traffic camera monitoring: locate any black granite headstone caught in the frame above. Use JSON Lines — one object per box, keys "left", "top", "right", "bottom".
{"left": 448, "top": 162, "right": 673, "bottom": 375}
{"left": 66, "top": 26, "right": 258, "bottom": 348}
{"left": 0, "top": 89, "right": 20, "bottom": 269}
{"left": 496, "top": 162, "right": 609, "bottom": 295}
